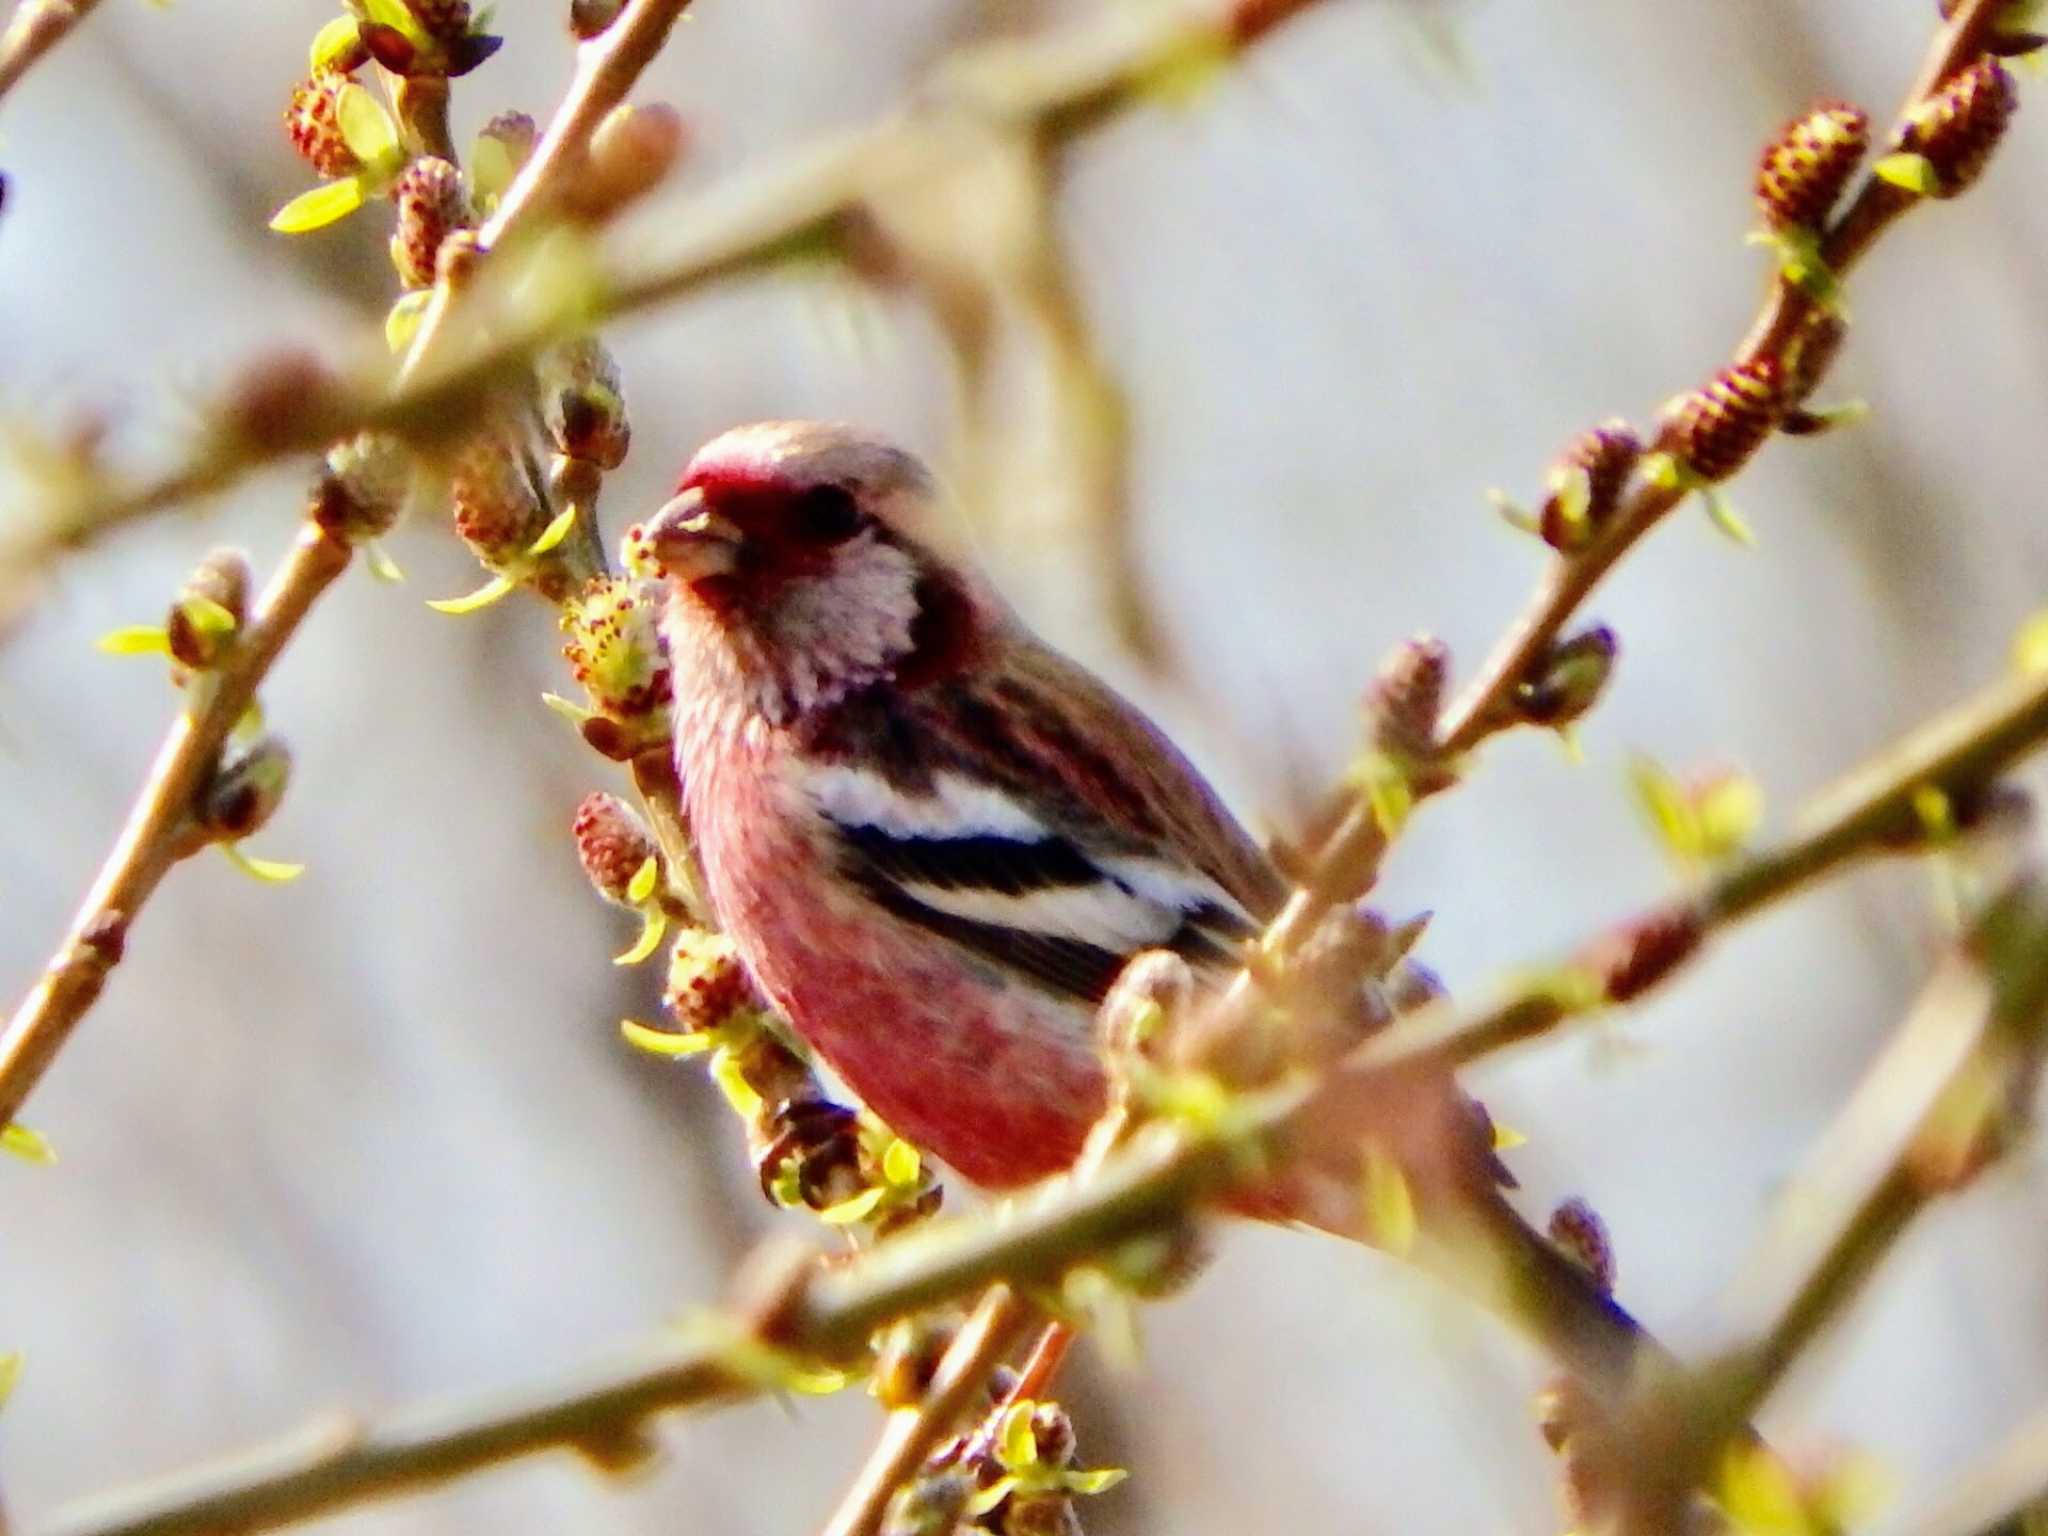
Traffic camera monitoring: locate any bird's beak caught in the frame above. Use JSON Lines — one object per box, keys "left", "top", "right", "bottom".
{"left": 643, "top": 486, "right": 741, "bottom": 581}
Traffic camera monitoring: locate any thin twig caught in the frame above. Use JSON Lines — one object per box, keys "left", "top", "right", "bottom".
{"left": 41, "top": 649, "right": 2048, "bottom": 1536}
{"left": 0, "top": 0, "right": 99, "bottom": 106}
{"left": 2, "top": 0, "right": 1330, "bottom": 610}
{"left": 817, "top": 1287, "right": 1033, "bottom": 1536}
{"left": 0, "top": 523, "right": 353, "bottom": 1132}
{"left": 1598, "top": 874, "right": 2048, "bottom": 1534}
{"left": 0, "top": 0, "right": 709, "bottom": 1132}
{"left": 1432, "top": 0, "right": 2005, "bottom": 755}
{"left": 395, "top": 0, "right": 696, "bottom": 384}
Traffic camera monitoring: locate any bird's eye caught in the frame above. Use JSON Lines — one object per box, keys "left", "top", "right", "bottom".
{"left": 789, "top": 483, "right": 863, "bottom": 545}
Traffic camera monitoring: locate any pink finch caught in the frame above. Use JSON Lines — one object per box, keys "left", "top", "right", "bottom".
{"left": 651, "top": 420, "right": 1645, "bottom": 1393}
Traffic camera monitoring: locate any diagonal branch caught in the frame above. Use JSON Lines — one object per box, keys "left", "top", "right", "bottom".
{"left": 0, "top": 522, "right": 353, "bottom": 1134}
{"left": 0, "top": 0, "right": 99, "bottom": 107}
{"left": 37, "top": 645, "right": 2048, "bottom": 1536}
{"left": 1432, "top": 0, "right": 2009, "bottom": 755}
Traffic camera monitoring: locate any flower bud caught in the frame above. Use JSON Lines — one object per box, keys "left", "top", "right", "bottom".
{"left": 871, "top": 1312, "right": 963, "bottom": 1410}
{"left": 1756, "top": 101, "right": 1869, "bottom": 231}
{"left": 165, "top": 549, "right": 251, "bottom": 671}
{"left": 1574, "top": 904, "right": 1704, "bottom": 1003}
{"left": 1547, "top": 1196, "right": 1616, "bottom": 1293}
{"left": 476, "top": 110, "right": 538, "bottom": 176}
{"left": 316, "top": 431, "right": 413, "bottom": 542}
{"left": 561, "top": 576, "right": 673, "bottom": 719}
{"left": 285, "top": 75, "right": 360, "bottom": 179}
{"left": 1539, "top": 420, "right": 1640, "bottom": 553}
{"left": 390, "top": 157, "right": 470, "bottom": 289}
{"left": 222, "top": 347, "right": 338, "bottom": 456}
{"left": 664, "top": 925, "right": 761, "bottom": 1035}
{"left": 565, "top": 102, "right": 687, "bottom": 220}
{"left": 1514, "top": 624, "right": 1617, "bottom": 728}
{"left": 1655, "top": 357, "right": 1784, "bottom": 483}
{"left": 1778, "top": 311, "right": 1849, "bottom": 434}
{"left": 1366, "top": 634, "right": 1449, "bottom": 764}
{"left": 1887, "top": 56, "right": 2017, "bottom": 199}
{"left": 1097, "top": 949, "right": 1193, "bottom": 1067}
{"left": 571, "top": 792, "right": 657, "bottom": 907}
{"left": 538, "top": 337, "right": 631, "bottom": 469}
{"left": 450, "top": 432, "right": 546, "bottom": 566}
{"left": 753, "top": 1097, "right": 864, "bottom": 1210}
{"left": 197, "top": 736, "right": 292, "bottom": 842}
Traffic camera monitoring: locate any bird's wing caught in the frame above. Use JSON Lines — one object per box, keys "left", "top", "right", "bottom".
{"left": 794, "top": 637, "right": 1285, "bottom": 1005}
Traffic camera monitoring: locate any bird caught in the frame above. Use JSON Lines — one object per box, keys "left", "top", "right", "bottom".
{"left": 648, "top": 419, "right": 1645, "bottom": 1395}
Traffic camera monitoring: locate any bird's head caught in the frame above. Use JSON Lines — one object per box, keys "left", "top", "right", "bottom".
{"left": 644, "top": 421, "right": 995, "bottom": 722}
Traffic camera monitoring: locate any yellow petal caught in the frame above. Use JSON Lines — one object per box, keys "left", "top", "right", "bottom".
{"left": 1065, "top": 1467, "right": 1129, "bottom": 1496}
{"left": 335, "top": 83, "right": 399, "bottom": 166}
{"left": 384, "top": 291, "right": 432, "bottom": 353}
{"left": 1872, "top": 151, "right": 1939, "bottom": 196}
{"left": 1491, "top": 1120, "right": 1528, "bottom": 1152}
{"left": 96, "top": 625, "right": 171, "bottom": 656}
{"left": 1360, "top": 1147, "right": 1416, "bottom": 1257}
{"left": 709, "top": 1047, "right": 762, "bottom": 1118}
{"left": 270, "top": 177, "right": 366, "bottom": 234}
{"left": 625, "top": 855, "right": 660, "bottom": 905}
{"left": 0, "top": 1353, "right": 19, "bottom": 1409}
{"left": 1702, "top": 489, "right": 1757, "bottom": 548}
{"left": 220, "top": 844, "right": 306, "bottom": 884}
{"left": 817, "top": 1186, "right": 887, "bottom": 1226}
{"left": 997, "top": 1400, "right": 1039, "bottom": 1470}
{"left": 308, "top": 14, "right": 362, "bottom": 73}
{"left": 426, "top": 574, "right": 516, "bottom": 614}
{"left": 178, "top": 594, "right": 238, "bottom": 638}
{"left": 364, "top": 543, "right": 406, "bottom": 584}
{"left": 613, "top": 907, "right": 667, "bottom": 966}
{"left": 882, "top": 1138, "right": 921, "bottom": 1188}
{"left": 541, "top": 691, "right": 596, "bottom": 724}
{"left": 1, "top": 1123, "right": 56, "bottom": 1166}
{"left": 619, "top": 1019, "right": 714, "bottom": 1057}
{"left": 525, "top": 504, "right": 580, "bottom": 558}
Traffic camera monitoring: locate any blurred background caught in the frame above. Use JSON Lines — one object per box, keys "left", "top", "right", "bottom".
{"left": 5, "top": 0, "right": 2048, "bottom": 1530}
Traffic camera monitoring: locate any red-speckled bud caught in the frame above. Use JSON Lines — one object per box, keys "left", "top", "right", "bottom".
{"left": 450, "top": 433, "right": 545, "bottom": 565}
{"left": 561, "top": 577, "right": 672, "bottom": 718}
{"left": 1539, "top": 420, "right": 1641, "bottom": 553}
{"left": 1366, "top": 634, "right": 1449, "bottom": 763}
{"left": 1894, "top": 57, "right": 2017, "bottom": 198}
{"left": 665, "top": 926, "right": 761, "bottom": 1035}
{"left": 572, "top": 792, "right": 657, "bottom": 907}
{"left": 390, "top": 157, "right": 470, "bottom": 288}
{"left": 1756, "top": 100, "right": 1869, "bottom": 230}
{"left": 1656, "top": 358, "right": 1785, "bottom": 482}
{"left": 285, "top": 75, "right": 359, "bottom": 178}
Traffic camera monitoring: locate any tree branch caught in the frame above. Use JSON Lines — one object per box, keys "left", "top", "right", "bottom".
{"left": 0, "top": 0, "right": 1331, "bottom": 613}
{"left": 1432, "top": 0, "right": 2007, "bottom": 755}
{"left": 38, "top": 643, "right": 2048, "bottom": 1536}
{"left": 0, "top": 0, "right": 99, "bottom": 107}
{"left": 0, "top": 522, "right": 353, "bottom": 1133}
